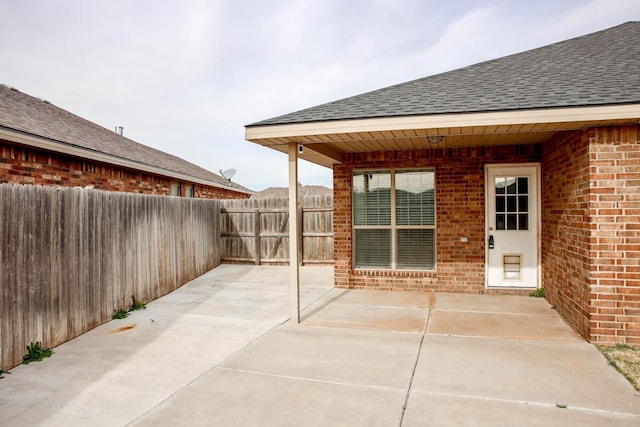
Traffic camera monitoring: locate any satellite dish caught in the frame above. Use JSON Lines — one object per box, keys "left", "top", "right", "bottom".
{"left": 219, "top": 168, "right": 236, "bottom": 182}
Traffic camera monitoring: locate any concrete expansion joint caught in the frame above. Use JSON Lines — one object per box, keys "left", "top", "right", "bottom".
{"left": 217, "top": 366, "right": 403, "bottom": 393}
{"left": 128, "top": 314, "right": 291, "bottom": 425}
{"left": 329, "top": 302, "right": 430, "bottom": 311}
{"left": 425, "top": 332, "right": 576, "bottom": 343}
{"left": 434, "top": 308, "right": 559, "bottom": 317}
{"left": 298, "top": 323, "right": 424, "bottom": 336}
{"left": 415, "top": 390, "right": 640, "bottom": 420}
{"left": 399, "top": 304, "right": 432, "bottom": 425}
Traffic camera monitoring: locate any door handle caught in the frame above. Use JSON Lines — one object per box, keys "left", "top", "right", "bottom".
{"left": 488, "top": 235, "right": 495, "bottom": 249}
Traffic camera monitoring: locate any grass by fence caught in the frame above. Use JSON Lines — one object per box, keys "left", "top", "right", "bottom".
{"left": 0, "top": 184, "right": 221, "bottom": 370}
{"left": 221, "top": 196, "right": 333, "bottom": 264}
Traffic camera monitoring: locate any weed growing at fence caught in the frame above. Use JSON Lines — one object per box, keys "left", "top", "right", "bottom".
{"left": 0, "top": 369, "right": 10, "bottom": 379}
{"left": 112, "top": 295, "right": 146, "bottom": 320}
{"left": 22, "top": 342, "right": 53, "bottom": 364}
{"left": 112, "top": 309, "right": 129, "bottom": 319}
{"left": 130, "top": 295, "right": 146, "bottom": 311}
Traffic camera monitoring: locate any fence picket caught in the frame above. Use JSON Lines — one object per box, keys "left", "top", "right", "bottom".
{"left": 1, "top": 185, "right": 335, "bottom": 370}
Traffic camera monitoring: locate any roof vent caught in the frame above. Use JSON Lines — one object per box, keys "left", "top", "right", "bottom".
{"left": 114, "top": 126, "right": 124, "bottom": 136}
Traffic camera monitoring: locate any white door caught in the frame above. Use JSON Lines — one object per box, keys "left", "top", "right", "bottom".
{"left": 486, "top": 164, "right": 540, "bottom": 288}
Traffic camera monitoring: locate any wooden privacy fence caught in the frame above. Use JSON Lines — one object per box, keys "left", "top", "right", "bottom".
{"left": 220, "top": 196, "right": 333, "bottom": 264}
{"left": 0, "top": 184, "right": 221, "bottom": 370}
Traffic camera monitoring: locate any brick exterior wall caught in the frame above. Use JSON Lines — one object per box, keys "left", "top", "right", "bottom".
{"left": 542, "top": 126, "right": 640, "bottom": 344}
{"left": 0, "top": 140, "right": 249, "bottom": 199}
{"left": 541, "top": 130, "right": 592, "bottom": 339}
{"left": 334, "top": 126, "right": 639, "bottom": 344}
{"left": 333, "top": 144, "right": 542, "bottom": 293}
{"left": 587, "top": 126, "right": 640, "bottom": 344}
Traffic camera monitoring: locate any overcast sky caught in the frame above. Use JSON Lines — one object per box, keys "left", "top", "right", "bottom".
{"left": 1, "top": 1, "right": 639, "bottom": 191}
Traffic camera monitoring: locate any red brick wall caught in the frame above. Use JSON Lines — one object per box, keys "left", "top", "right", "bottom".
{"left": 587, "top": 126, "right": 640, "bottom": 345}
{"left": 543, "top": 126, "right": 640, "bottom": 344}
{"left": 542, "top": 131, "right": 592, "bottom": 339}
{"left": 333, "top": 145, "right": 541, "bottom": 292}
{"left": 195, "top": 184, "right": 249, "bottom": 199}
{"left": 0, "top": 140, "right": 249, "bottom": 199}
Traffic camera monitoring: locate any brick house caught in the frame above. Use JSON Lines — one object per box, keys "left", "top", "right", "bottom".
{"left": 0, "top": 84, "right": 251, "bottom": 198}
{"left": 246, "top": 22, "right": 640, "bottom": 344}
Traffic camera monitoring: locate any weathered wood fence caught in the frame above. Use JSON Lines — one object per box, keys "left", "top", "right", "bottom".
{"left": 220, "top": 196, "right": 333, "bottom": 264}
{"left": 0, "top": 184, "right": 221, "bottom": 370}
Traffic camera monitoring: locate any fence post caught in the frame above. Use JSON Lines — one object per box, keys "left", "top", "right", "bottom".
{"left": 254, "top": 208, "right": 261, "bottom": 265}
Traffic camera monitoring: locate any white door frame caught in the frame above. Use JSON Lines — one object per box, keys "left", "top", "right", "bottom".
{"left": 484, "top": 163, "right": 541, "bottom": 289}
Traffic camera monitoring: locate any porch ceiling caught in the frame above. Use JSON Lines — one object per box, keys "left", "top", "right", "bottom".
{"left": 245, "top": 104, "right": 640, "bottom": 168}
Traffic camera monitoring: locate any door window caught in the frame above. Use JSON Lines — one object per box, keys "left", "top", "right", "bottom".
{"left": 495, "top": 176, "right": 528, "bottom": 231}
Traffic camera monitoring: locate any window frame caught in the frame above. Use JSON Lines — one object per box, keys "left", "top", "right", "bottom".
{"left": 352, "top": 167, "right": 437, "bottom": 271}
{"left": 184, "top": 184, "right": 194, "bottom": 198}
{"left": 170, "top": 182, "right": 180, "bottom": 196}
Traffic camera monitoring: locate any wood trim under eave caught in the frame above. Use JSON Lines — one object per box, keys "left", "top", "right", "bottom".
{"left": 303, "top": 142, "right": 344, "bottom": 163}
{"left": 0, "top": 127, "right": 253, "bottom": 195}
{"left": 245, "top": 104, "right": 640, "bottom": 142}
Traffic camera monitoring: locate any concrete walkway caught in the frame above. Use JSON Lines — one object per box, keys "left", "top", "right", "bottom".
{"left": 1, "top": 265, "right": 639, "bottom": 426}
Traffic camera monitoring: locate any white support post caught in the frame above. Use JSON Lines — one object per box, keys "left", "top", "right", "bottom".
{"left": 288, "top": 142, "right": 300, "bottom": 323}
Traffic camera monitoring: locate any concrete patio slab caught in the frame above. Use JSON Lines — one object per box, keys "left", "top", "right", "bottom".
{"left": 302, "top": 303, "right": 428, "bottom": 332}
{"left": 402, "top": 391, "right": 640, "bottom": 427}
{"left": 432, "top": 292, "right": 555, "bottom": 315}
{"left": 427, "top": 309, "right": 584, "bottom": 342}
{"left": 2, "top": 264, "right": 639, "bottom": 426}
{"left": 132, "top": 368, "right": 405, "bottom": 427}
{"left": 0, "top": 265, "right": 333, "bottom": 427}
{"left": 310, "top": 288, "right": 434, "bottom": 309}
{"left": 301, "top": 289, "right": 431, "bottom": 332}
{"left": 427, "top": 291, "right": 584, "bottom": 342}
{"left": 410, "top": 334, "right": 640, "bottom": 420}
{"left": 221, "top": 325, "right": 421, "bottom": 389}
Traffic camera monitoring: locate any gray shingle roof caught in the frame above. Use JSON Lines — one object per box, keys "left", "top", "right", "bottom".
{"left": 248, "top": 22, "right": 640, "bottom": 127}
{"left": 0, "top": 84, "right": 250, "bottom": 192}
{"left": 251, "top": 185, "right": 331, "bottom": 199}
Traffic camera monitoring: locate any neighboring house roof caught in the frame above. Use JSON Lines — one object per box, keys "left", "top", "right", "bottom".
{"left": 251, "top": 185, "right": 332, "bottom": 199}
{"left": 248, "top": 21, "right": 640, "bottom": 127}
{"left": 0, "top": 84, "right": 252, "bottom": 194}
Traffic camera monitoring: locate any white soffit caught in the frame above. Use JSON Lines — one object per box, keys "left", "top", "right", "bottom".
{"left": 246, "top": 104, "right": 640, "bottom": 142}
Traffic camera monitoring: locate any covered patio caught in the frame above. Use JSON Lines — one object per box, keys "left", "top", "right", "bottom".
{"left": 245, "top": 22, "right": 640, "bottom": 345}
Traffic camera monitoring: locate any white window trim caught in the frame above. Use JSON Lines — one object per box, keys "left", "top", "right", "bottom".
{"left": 352, "top": 167, "right": 437, "bottom": 271}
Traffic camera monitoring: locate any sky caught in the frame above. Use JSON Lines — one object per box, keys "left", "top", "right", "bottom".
{"left": 1, "top": 0, "right": 640, "bottom": 191}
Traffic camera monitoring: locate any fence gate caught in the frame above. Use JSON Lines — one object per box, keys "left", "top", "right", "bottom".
{"left": 220, "top": 196, "right": 333, "bottom": 265}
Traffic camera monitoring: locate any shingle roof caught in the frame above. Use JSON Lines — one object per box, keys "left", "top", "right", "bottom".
{"left": 251, "top": 185, "right": 332, "bottom": 199}
{"left": 0, "top": 84, "right": 250, "bottom": 192}
{"left": 248, "top": 22, "right": 640, "bottom": 127}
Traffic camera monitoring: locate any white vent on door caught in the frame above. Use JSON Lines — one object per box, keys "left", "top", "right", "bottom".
{"left": 503, "top": 255, "right": 522, "bottom": 280}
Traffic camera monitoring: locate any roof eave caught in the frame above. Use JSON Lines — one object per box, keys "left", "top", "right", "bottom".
{"left": 245, "top": 104, "right": 640, "bottom": 142}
